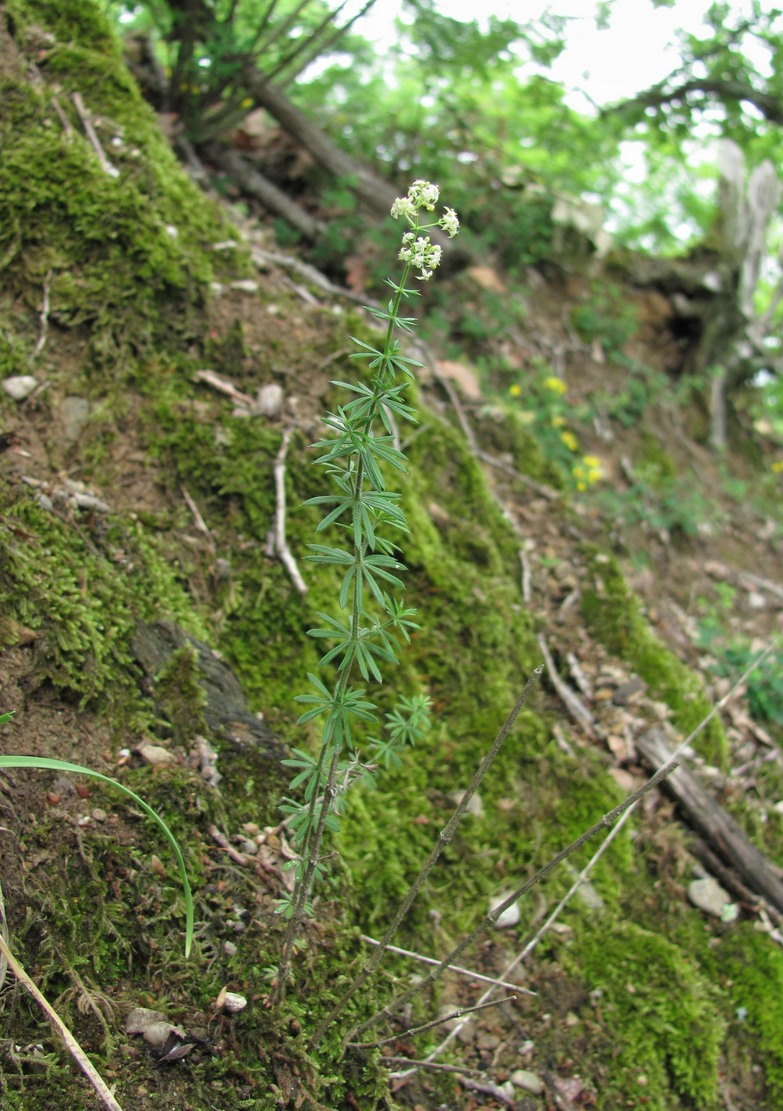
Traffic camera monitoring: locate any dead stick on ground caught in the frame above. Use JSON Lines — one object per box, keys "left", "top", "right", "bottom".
{"left": 30, "top": 270, "right": 51, "bottom": 363}
{"left": 537, "top": 632, "right": 598, "bottom": 739}
{"left": 181, "top": 485, "right": 214, "bottom": 545}
{"left": 71, "top": 92, "right": 119, "bottom": 178}
{"left": 519, "top": 548, "right": 532, "bottom": 604}
{"left": 0, "top": 934, "right": 122, "bottom": 1111}
{"left": 274, "top": 427, "right": 307, "bottom": 594}
{"left": 433, "top": 368, "right": 480, "bottom": 454}
{"left": 359, "top": 934, "right": 531, "bottom": 994}
{"left": 384, "top": 1057, "right": 487, "bottom": 1077}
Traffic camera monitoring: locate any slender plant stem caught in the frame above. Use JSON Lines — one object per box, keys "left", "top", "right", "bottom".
{"left": 358, "top": 935, "right": 531, "bottom": 993}
{"left": 349, "top": 994, "right": 517, "bottom": 1048}
{"left": 308, "top": 666, "right": 543, "bottom": 1048}
{"left": 351, "top": 754, "right": 680, "bottom": 1040}
{"left": 395, "top": 637, "right": 783, "bottom": 1076}
{"left": 274, "top": 258, "right": 415, "bottom": 998}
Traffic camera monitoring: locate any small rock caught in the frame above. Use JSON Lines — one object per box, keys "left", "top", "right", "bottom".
{"left": 215, "top": 987, "right": 248, "bottom": 1014}
{"left": 135, "top": 741, "right": 176, "bottom": 767}
{"left": 612, "top": 676, "right": 646, "bottom": 705}
{"left": 254, "top": 383, "right": 284, "bottom": 418}
{"left": 91, "top": 808, "right": 107, "bottom": 822}
{"left": 490, "top": 893, "right": 520, "bottom": 928}
{"left": 125, "top": 1007, "right": 185, "bottom": 1047}
{"left": 61, "top": 396, "right": 90, "bottom": 444}
{"left": 687, "top": 876, "right": 735, "bottom": 919}
{"left": 230, "top": 279, "right": 259, "bottom": 293}
{"left": 223, "top": 940, "right": 237, "bottom": 957}
{"left": 3, "top": 375, "right": 38, "bottom": 400}
{"left": 747, "top": 590, "right": 767, "bottom": 610}
{"left": 447, "top": 789, "right": 483, "bottom": 817}
{"left": 510, "top": 1069, "right": 544, "bottom": 1095}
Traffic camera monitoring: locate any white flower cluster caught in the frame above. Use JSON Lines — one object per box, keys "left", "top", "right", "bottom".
{"left": 390, "top": 180, "right": 460, "bottom": 280}
{"left": 398, "top": 232, "right": 442, "bottom": 281}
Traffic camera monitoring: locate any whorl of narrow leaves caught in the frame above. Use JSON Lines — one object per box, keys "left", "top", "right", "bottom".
{"left": 274, "top": 184, "right": 459, "bottom": 976}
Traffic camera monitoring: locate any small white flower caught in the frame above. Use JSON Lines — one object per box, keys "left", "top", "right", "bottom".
{"left": 408, "top": 179, "right": 440, "bottom": 211}
{"left": 391, "top": 197, "right": 416, "bottom": 221}
{"left": 440, "top": 207, "right": 460, "bottom": 238}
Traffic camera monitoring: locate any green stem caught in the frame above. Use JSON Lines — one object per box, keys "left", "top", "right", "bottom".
{"left": 274, "top": 254, "right": 416, "bottom": 998}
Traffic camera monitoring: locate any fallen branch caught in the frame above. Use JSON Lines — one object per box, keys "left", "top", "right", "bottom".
{"left": 204, "top": 144, "right": 325, "bottom": 241}
{"left": 637, "top": 726, "right": 783, "bottom": 915}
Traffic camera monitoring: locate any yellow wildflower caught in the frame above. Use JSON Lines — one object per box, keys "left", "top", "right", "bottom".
{"left": 551, "top": 415, "right": 566, "bottom": 427}
{"left": 560, "top": 430, "right": 578, "bottom": 452}
{"left": 772, "top": 460, "right": 783, "bottom": 474}
{"left": 509, "top": 384, "right": 522, "bottom": 397}
{"left": 543, "top": 376, "right": 567, "bottom": 395}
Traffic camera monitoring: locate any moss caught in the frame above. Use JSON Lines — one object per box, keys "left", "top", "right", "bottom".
{"left": 6, "top": 0, "right": 119, "bottom": 54}
{"left": 707, "top": 923, "right": 783, "bottom": 1105}
{"left": 581, "top": 545, "right": 727, "bottom": 764}
{"left": 0, "top": 5, "right": 243, "bottom": 383}
{"left": 561, "top": 920, "right": 723, "bottom": 1110}
{"left": 0, "top": 480, "right": 208, "bottom": 717}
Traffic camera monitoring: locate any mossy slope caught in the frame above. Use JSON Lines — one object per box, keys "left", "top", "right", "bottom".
{"left": 0, "top": 3, "right": 781, "bottom": 1109}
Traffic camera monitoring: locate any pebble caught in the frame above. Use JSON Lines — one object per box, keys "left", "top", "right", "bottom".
{"left": 215, "top": 988, "right": 247, "bottom": 1014}
{"left": 125, "top": 1007, "right": 184, "bottom": 1047}
{"left": 612, "top": 675, "right": 646, "bottom": 705}
{"left": 254, "top": 383, "right": 284, "bottom": 417}
{"left": 135, "top": 741, "right": 176, "bottom": 766}
{"left": 2, "top": 375, "right": 38, "bottom": 400}
{"left": 61, "top": 396, "right": 90, "bottom": 444}
{"left": 490, "top": 893, "right": 520, "bottom": 928}
{"left": 687, "top": 876, "right": 736, "bottom": 920}
{"left": 510, "top": 1069, "right": 544, "bottom": 1095}
{"left": 447, "top": 789, "right": 483, "bottom": 817}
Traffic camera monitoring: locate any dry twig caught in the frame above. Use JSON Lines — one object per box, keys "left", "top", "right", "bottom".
{"left": 273, "top": 428, "right": 307, "bottom": 594}
{"left": 0, "top": 933, "right": 122, "bottom": 1110}
{"left": 359, "top": 934, "right": 530, "bottom": 994}
{"left": 71, "top": 92, "right": 119, "bottom": 178}
{"left": 30, "top": 270, "right": 51, "bottom": 363}
{"left": 351, "top": 994, "right": 517, "bottom": 1049}
{"left": 537, "top": 633, "right": 598, "bottom": 739}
